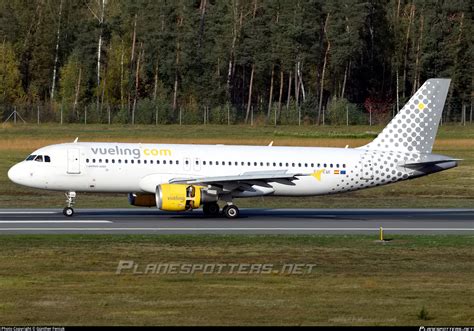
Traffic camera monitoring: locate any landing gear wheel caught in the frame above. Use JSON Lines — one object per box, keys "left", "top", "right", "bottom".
{"left": 64, "top": 191, "right": 76, "bottom": 217}
{"left": 223, "top": 205, "right": 239, "bottom": 219}
{"left": 203, "top": 202, "right": 220, "bottom": 216}
{"left": 63, "top": 207, "right": 74, "bottom": 217}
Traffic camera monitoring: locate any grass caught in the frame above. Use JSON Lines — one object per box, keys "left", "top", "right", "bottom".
{"left": 0, "top": 124, "right": 473, "bottom": 208}
{"left": 0, "top": 235, "right": 472, "bottom": 326}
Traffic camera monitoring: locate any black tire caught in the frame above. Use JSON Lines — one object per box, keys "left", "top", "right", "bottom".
{"left": 223, "top": 205, "right": 239, "bottom": 219}
{"left": 203, "top": 202, "right": 220, "bottom": 216}
{"left": 63, "top": 207, "right": 74, "bottom": 217}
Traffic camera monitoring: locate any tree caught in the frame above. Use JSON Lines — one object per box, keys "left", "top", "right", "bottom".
{"left": 0, "top": 41, "right": 24, "bottom": 104}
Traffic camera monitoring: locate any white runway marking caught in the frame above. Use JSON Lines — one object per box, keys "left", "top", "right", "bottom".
{"left": 0, "top": 227, "right": 471, "bottom": 231}
{"left": 0, "top": 220, "right": 112, "bottom": 224}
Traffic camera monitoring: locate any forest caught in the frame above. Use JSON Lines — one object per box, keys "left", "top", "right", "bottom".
{"left": 0, "top": 0, "right": 472, "bottom": 125}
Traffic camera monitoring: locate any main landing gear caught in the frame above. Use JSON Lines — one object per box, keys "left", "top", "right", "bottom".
{"left": 63, "top": 191, "right": 76, "bottom": 217}
{"left": 202, "top": 202, "right": 240, "bottom": 219}
{"left": 203, "top": 202, "right": 220, "bottom": 217}
{"left": 222, "top": 204, "right": 240, "bottom": 219}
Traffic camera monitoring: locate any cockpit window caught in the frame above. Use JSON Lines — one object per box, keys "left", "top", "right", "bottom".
{"left": 26, "top": 155, "right": 51, "bottom": 162}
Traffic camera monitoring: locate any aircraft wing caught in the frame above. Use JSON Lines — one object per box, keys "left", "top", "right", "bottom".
{"left": 169, "top": 170, "right": 303, "bottom": 186}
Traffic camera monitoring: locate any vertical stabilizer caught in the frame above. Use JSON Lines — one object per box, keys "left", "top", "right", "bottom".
{"left": 363, "top": 79, "right": 451, "bottom": 154}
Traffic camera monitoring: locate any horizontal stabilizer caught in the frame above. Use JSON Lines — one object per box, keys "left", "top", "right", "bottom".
{"left": 403, "top": 159, "right": 461, "bottom": 169}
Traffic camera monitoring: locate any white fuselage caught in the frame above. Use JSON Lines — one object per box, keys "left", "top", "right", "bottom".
{"left": 8, "top": 141, "right": 454, "bottom": 198}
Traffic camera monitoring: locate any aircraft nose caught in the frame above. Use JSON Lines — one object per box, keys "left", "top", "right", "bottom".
{"left": 8, "top": 163, "right": 23, "bottom": 184}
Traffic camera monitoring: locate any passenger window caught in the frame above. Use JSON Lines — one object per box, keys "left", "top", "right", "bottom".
{"left": 144, "top": 160, "right": 147, "bottom": 164}
{"left": 170, "top": 160, "right": 173, "bottom": 165}
{"left": 86, "top": 159, "right": 90, "bottom": 163}
{"left": 125, "top": 160, "right": 128, "bottom": 164}
{"left": 105, "top": 159, "right": 109, "bottom": 163}
{"left": 176, "top": 160, "right": 179, "bottom": 165}
{"left": 311, "top": 163, "right": 314, "bottom": 167}
{"left": 330, "top": 164, "right": 333, "bottom": 168}
{"left": 112, "top": 159, "right": 115, "bottom": 164}
{"left": 210, "top": 161, "right": 213, "bottom": 165}
{"left": 216, "top": 161, "right": 219, "bottom": 165}
{"left": 130, "top": 160, "right": 134, "bottom": 164}
{"left": 343, "top": 164, "right": 346, "bottom": 168}
{"left": 118, "top": 159, "right": 122, "bottom": 164}
{"left": 292, "top": 163, "right": 295, "bottom": 167}
{"left": 279, "top": 163, "right": 282, "bottom": 167}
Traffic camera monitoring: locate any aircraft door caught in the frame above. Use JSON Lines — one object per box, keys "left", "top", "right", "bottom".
{"left": 67, "top": 149, "right": 81, "bottom": 174}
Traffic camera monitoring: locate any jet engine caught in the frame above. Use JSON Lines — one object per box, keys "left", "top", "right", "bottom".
{"left": 128, "top": 193, "right": 156, "bottom": 207}
{"left": 155, "top": 184, "right": 217, "bottom": 211}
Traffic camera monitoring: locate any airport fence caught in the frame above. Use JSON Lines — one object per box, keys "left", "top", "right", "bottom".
{"left": 1, "top": 101, "right": 472, "bottom": 126}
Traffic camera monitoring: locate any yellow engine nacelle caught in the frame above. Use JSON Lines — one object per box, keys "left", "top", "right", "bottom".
{"left": 156, "top": 184, "right": 215, "bottom": 212}
{"left": 128, "top": 193, "right": 156, "bottom": 207}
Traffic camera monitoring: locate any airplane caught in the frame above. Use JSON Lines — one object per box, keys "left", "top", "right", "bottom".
{"left": 8, "top": 79, "right": 459, "bottom": 218}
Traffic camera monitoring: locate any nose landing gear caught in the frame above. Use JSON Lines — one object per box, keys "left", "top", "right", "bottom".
{"left": 63, "top": 191, "right": 76, "bottom": 217}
